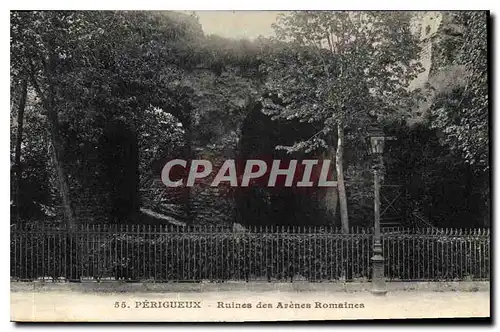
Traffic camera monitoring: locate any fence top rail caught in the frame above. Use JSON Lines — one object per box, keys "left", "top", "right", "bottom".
{"left": 10, "top": 223, "right": 491, "bottom": 237}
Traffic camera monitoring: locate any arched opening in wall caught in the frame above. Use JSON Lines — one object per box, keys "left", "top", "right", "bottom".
{"left": 236, "top": 102, "right": 329, "bottom": 228}
{"left": 99, "top": 120, "right": 140, "bottom": 223}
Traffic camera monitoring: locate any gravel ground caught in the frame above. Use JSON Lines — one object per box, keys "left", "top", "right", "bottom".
{"left": 11, "top": 289, "right": 490, "bottom": 322}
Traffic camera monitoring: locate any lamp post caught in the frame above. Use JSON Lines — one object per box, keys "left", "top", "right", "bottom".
{"left": 368, "top": 125, "right": 388, "bottom": 296}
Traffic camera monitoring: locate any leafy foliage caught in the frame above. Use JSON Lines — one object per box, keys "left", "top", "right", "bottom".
{"left": 10, "top": 11, "right": 489, "bottom": 230}
{"left": 429, "top": 12, "right": 488, "bottom": 169}
{"left": 10, "top": 11, "right": 207, "bottom": 222}
{"left": 261, "top": 11, "right": 424, "bottom": 153}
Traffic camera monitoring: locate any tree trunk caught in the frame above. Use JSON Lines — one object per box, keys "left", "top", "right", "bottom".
{"left": 336, "top": 123, "right": 349, "bottom": 233}
{"left": 322, "top": 149, "right": 338, "bottom": 225}
{"left": 47, "top": 110, "right": 77, "bottom": 231}
{"left": 178, "top": 108, "right": 193, "bottom": 225}
{"left": 14, "top": 76, "right": 28, "bottom": 222}
{"left": 29, "top": 53, "right": 77, "bottom": 231}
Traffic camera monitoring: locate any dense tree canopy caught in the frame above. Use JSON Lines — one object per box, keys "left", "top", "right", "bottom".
{"left": 10, "top": 11, "right": 490, "bottom": 230}
{"left": 259, "top": 11, "right": 424, "bottom": 231}
{"left": 429, "top": 12, "right": 488, "bottom": 170}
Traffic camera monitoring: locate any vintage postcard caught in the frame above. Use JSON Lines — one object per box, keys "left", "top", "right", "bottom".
{"left": 10, "top": 10, "right": 490, "bottom": 322}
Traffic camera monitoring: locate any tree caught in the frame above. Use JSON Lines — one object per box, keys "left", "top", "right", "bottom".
{"left": 261, "top": 11, "right": 423, "bottom": 232}
{"left": 422, "top": 12, "right": 489, "bottom": 227}
{"left": 429, "top": 12, "right": 488, "bottom": 170}
{"left": 10, "top": 11, "right": 205, "bottom": 227}
{"left": 11, "top": 75, "right": 28, "bottom": 222}
{"left": 11, "top": 11, "right": 80, "bottom": 229}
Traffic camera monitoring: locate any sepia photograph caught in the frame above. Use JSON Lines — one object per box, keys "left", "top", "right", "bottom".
{"left": 9, "top": 9, "right": 490, "bottom": 322}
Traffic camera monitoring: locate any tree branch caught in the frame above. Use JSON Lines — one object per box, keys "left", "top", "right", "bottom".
{"left": 28, "top": 59, "right": 47, "bottom": 105}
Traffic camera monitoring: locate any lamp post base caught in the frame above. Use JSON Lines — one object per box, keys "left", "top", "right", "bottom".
{"left": 370, "top": 249, "right": 387, "bottom": 296}
{"left": 370, "top": 288, "right": 388, "bottom": 296}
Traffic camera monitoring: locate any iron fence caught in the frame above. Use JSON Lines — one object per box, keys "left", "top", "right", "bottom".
{"left": 383, "top": 228, "right": 490, "bottom": 281}
{"left": 10, "top": 224, "right": 490, "bottom": 283}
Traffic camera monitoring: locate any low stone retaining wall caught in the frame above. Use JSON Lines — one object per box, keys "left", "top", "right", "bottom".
{"left": 10, "top": 280, "right": 489, "bottom": 294}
